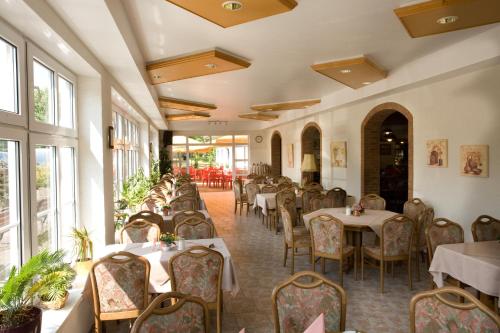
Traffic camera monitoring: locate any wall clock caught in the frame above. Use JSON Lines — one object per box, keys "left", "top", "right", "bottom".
{"left": 255, "top": 135, "right": 263, "bottom": 143}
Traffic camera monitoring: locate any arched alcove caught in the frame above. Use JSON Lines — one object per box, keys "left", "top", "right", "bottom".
{"left": 271, "top": 131, "right": 282, "bottom": 176}
{"left": 301, "top": 122, "right": 322, "bottom": 185}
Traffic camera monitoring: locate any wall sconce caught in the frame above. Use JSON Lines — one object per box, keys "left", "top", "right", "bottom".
{"left": 108, "top": 126, "right": 114, "bottom": 149}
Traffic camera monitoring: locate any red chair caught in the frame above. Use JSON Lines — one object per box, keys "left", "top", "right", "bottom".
{"left": 201, "top": 169, "right": 209, "bottom": 186}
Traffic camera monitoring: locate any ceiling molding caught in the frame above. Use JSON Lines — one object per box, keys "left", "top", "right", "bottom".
{"left": 146, "top": 49, "right": 251, "bottom": 84}
{"left": 394, "top": 0, "right": 500, "bottom": 38}
{"left": 166, "top": 112, "right": 211, "bottom": 121}
{"left": 159, "top": 96, "right": 217, "bottom": 112}
{"left": 251, "top": 99, "right": 321, "bottom": 112}
{"left": 238, "top": 112, "right": 279, "bottom": 121}
{"left": 311, "top": 56, "right": 387, "bottom": 89}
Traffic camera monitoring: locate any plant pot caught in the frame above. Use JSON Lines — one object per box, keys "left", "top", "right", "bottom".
{"left": 0, "top": 306, "right": 42, "bottom": 333}
{"left": 73, "top": 259, "right": 93, "bottom": 276}
{"left": 39, "top": 292, "right": 69, "bottom": 310}
{"left": 160, "top": 241, "right": 176, "bottom": 251}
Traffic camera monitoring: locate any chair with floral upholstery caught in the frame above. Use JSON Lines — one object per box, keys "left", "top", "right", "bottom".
{"left": 326, "top": 187, "right": 347, "bottom": 208}
{"left": 310, "top": 193, "right": 333, "bottom": 211}
{"left": 90, "top": 251, "right": 150, "bottom": 333}
{"left": 170, "top": 195, "right": 197, "bottom": 213}
{"left": 129, "top": 210, "right": 164, "bottom": 230}
{"left": 244, "top": 183, "right": 259, "bottom": 215}
{"left": 172, "top": 210, "right": 206, "bottom": 232}
{"left": 409, "top": 286, "right": 500, "bottom": 333}
{"left": 175, "top": 183, "right": 197, "bottom": 197}
{"left": 413, "top": 207, "right": 434, "bottom": 281}
{"left": 261, "top": 184, "right": 277, "bottom": 193}
{"left": 175, "top": 217, "right": 214, "bottom": 240}
{"left": 309, "top": 214, "right": 356, "bottom": 286}
{"left": 280, "top": 204, "right": 311, "bottom": 274}
{"left": 272, "top": 271, "right": 346, "bottom": 333}
{"left": 168, "top": 246, "right": 224, "bottom": 333}
{"left": 141, "top": 195, "right": 166, "bottom": 212}
{"left": 425, "top": 218, "right": 464, "bottom": 262}
{"left": 121, "top": 220, "right": 160, "bottom": 244}
{"left": 301, "top": 189, "right": 321, "bottom": 215}
{"left": 403, "top": 198, "right": 427, "bottom": 223}
{"left": 131, "top": 291, "right": 209, "bottom": 333}
{"left": 276, "top": 189, "right": 297, "bottom": 231}
{"left": 304, "top": 182, "right": 324, "bottom": 192}
{"left": 361, "top": 214, "right": 414, "bottom": 293}
{"left": 471, "top": 215, "right": 500, "bottom": 242}
{"left": 233, "top": 179, "right": 248, "bottom": 215}
{"left": 277, "top": 182, "right": 293, "bottom": 192}
{"left": 360, "top": 194, "right": 386, "bottom": 210}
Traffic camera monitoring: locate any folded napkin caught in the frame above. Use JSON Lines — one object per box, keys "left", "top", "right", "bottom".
{"left": 304, "top": 313, "right": 325, "bottom": 333}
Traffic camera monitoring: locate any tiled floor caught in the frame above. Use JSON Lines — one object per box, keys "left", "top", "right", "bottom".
{"left": 200, "top": 188, "right": 432, "bottom": 333}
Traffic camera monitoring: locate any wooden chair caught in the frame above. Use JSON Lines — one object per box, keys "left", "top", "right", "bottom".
{"left": 129, "top": 210, "right": 163, "bottom": 230}
{"left": 471, "top": 215, "right": 500, "bottom": 242}
{"left": 360, "top": 194, "right": 386, "bottom": 210}
{"left": 244, "top": 183, "right": 259, "bottom": 215}
{"left": 301, "top": 189, "right": 321, "bottom": 214}
{"left": 326, "top": 187, "right": 347, "bottom": 208}
{"left": 90, "top": 252, "right": 150, "bottom": 333}
{"left": 410, "top": 287, "right": 500, "bottom": 333}
{"left": 172, "top": 210, "right": 206, "bottom": 231}
{"left": 175, "top": 217, "right": 214, "bottom": 240}
{"left": 413, "top": 207, "right": 435, "bottom": 281}
{"left": 121, "top": 220, "right": 160, "bottom": 244}
{"left": 425, "top": 218, "right": 464, "bottom": 263}
{"left": 310, "top": 193, "right": 333, "bottom": 211}
{"left": 131, "top": 292, "right": 209, "bottom": 333}
{"left": 276, "top": 189, "right": 297, "bottom": 232}
{"left": 361, "top": 214, "right": 414, "bottom": 293}
{"left": 141, "top": 195, "right": 166, "bottom": 212}
{"left": 403, "top": 198, "right": 427, "bottom": 223}
{"left": 261, "top": 185, "right": 277, "bottom": 193}
{"left": 272, "top": 271, "right": 346, "bottom": 333}
{"left": 280, "top": 205, "right": 311, "bottom": 274}
{"left": 175, "top": 183, "right": 197, "bottom": 197}
{"left": 233, "top": 179, "right": 248, "bottom": 215}
{"left": 304, "top": 182, "right": 323, "bottom": 191}
{"left": 309, "top": 214, "right": 356, "bottom": 286}
{"left": 168, "top": 246, "right": 224, "bottom": 333}
{"left": 170, "top": 195, "right": 197, "bottom": 212}
{"left": 277, "top": 182, "right": 293, "bottom": 192}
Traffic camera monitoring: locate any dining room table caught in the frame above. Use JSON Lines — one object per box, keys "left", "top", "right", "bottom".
{"left": 429, "top": 240, "right": 500, "bottom": 308}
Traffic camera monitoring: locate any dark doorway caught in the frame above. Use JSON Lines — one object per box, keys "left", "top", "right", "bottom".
{"left": 271, "top": 132, "right": 282, "bottom": 176}
{"left": 301, "top": 123, "right": 321, "bottom": 185}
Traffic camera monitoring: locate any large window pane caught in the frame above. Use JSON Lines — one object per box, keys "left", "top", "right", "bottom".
{"left": 0, "top": 38, "right": 17, "bottom": 114}
{"left": 0, "top": 139, "right": 20, "bottom": 281}
{"left": 33, "top": 61, "right": 55, "bottom": 124}
{"left": 35, "top": 145, "right": 56, "bottom": 251}
{"left": 59, "top": 147, "right": 75, "bottom": 249}
{"left": 235, "top": 145, "right": 248, "bottom": 160}
{"left": 173, "top": 136, "right": 186, "bottom": 144}
{"left": 58, "top": 76, "right": 74, "bottom": 128}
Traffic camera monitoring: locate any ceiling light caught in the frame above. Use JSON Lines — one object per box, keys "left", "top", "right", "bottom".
{"left": 362, "top": 81, "right": 371, "bottom": 85}
{"left": 222, "top": 1, "right": 243, "bottom": 11}
{"left": 436, "top": 15, "right": 459, "bottom": 25}
{"left": 205, "top": 63, "right": 217, "bottom": 69}
{"left": 340, "top": 69, "right": 351, "bottom": 74}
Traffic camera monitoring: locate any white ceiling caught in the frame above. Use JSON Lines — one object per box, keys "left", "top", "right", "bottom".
{"left": 121, "top": 0, "right": 492, "bottom": 128}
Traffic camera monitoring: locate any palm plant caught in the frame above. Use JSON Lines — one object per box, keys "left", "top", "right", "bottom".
{"left": 70, "top": 227, "right": 93, "bottom": 262}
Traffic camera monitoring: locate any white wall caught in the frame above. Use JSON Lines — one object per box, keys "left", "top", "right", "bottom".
{"left": 264, "top": 63, "right": 500, "bottom": 240}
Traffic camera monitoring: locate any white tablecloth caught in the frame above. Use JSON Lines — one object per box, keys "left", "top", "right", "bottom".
{"left": 429, "top": 241, "right": 500, "bottom": 299}
{"left": 93, "top": 239, "right": 239, "bottom": 296}
{"left": 302, "top": 208, "right": 398, "bottom": 236}
{"left": 254, "top": 193, "right": 302, "bottom": 216}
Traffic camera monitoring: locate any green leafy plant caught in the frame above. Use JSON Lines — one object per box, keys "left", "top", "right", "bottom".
{"left": 70, "top": 227, "right": 93, "bottom": 262}
{"left": 120, "top": 168, "right": 150, "bottom": 210}
{"left": 0, "top": 250, "right": 74, "bottom": 328}
{"left": 159, "top": 232, "right": 177, "bottom": 245}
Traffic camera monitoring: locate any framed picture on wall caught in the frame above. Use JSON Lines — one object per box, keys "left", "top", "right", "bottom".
{"left": 330, "top": 141, "right": 347, "bottom": 168}
{"left": 287, "top": 144, "right": 294, "bottom": 168}
{"left": 460, "top": 145, "right": 489, "bottom": 177}
{"left": 426, "top": 139, "right": 448, "bottom": 167}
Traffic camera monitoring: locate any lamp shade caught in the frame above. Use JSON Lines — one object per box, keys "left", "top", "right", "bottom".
{"left": 301, "top": 154, "right": 317, "bottom": 172}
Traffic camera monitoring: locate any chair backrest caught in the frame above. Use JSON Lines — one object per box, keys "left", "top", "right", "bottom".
{"left": 129, "top": 211, "right": 163, "bottom": 227}
{"left": 272, "top": 271, "right": 346, "bottom": 333}
{"left": 425, "top": 218, "right": 464, "bottom": 261}
{"left": 174, "top": 217, "right": 214, "bottom": 240}
{"left": 310, "top": 193, "right": 333, "bottom": 211}
{"left": 245, "top": 183, "right": 259, "bottom": 204}
{"left": 410, "top": 287, "right": 500, "bottom": 333}
{"left": 261, "top": 184, "right": 277, "bottom": 193}
{"left": 141, "top": 195, "right": 165, "bottom": 211}
{"left": 170, "top": 195, "right": 197, "bottom": 212}
{"left": 121, "top": 220, "right": 160, "bottom": 244}
{"left": 417, "top": 207, "right": 435, "bottom": 249}
{"left": 302, "top": 189, "right": 321, "bottom": 214}
{"left": 233, "top": 179, "right": 243, "bottom": 199}
{"left": 309, "top": 214, "right": 344, "bottom": 258}
{"left": 90, "top": 251, "right": 150, "bottom": 318}
{"left": 254, "top": 176, "right": 267, "bottom": 184}
{"left": 276, "top": 189, "right": 296, "bottom": 218}
{"left": 277, "top": 176, "right": 292, "bottom": 184}
{"left": 168, "top": 246, "right": 223, "bottom": 304}
{"left": 360, "top": 194, "right": 386, "bottom": 210}
{"left": 277, "top": 182, "right": 293, "bottom": 192}
{"left": 172, "top": 210, "right": 205, "bottom": 229}
{"left": 304, "top": 182, "right": 323, "bottom": 191}
{"left": 326, "top": 187, "right": 347, "bottom": 208}
{"left": 471, "top": 215, "right": 500, "bottom": 242}
{"left": 176, "top": 183, "right": 196, "bottom": 197}
{"left": 403, "top": 198, "right": 427, "bottom": 223}
{"left": 131, "top": 292, "right": 209, "bottom": 333}
{"left": 247, "top": 173, "right": 257, "bottom": 179}
{"left": 380, "top": 214, "right": 414, "bottom": 257}
{"left": 280, "top": 204, "right": 295, "bottom": 244}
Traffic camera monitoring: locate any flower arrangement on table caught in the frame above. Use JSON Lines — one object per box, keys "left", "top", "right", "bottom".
{"left": 162, "top": 204, "right": 171, "bottom": 216}
{"left": 351, "top": 202, "right": 365, "bottom": 216}
{"left": 159, "top": 232, "right": 178, "bottom": 247}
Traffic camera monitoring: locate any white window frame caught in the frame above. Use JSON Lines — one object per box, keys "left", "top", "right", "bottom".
{"left": 0, "top": 20, "right": 27, "bottom": 127}
{"left": 27, "top": 43, "right": 77, "bottom": 138}
{"left": 29, "top": 133, "right": 79, "bottom": 254}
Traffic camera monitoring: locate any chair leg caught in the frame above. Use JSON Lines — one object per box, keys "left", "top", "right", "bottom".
{"left": 391, "top": 261, "right": 395, "bottom": 278}
{"left": 283, "top": 244, "right": 288, "bottom": 267}
{"left": 234, "top": 200, "right": 237, "bottom": 214}
{"left": 354, "top": 251, "right": 358, "bottom": 280}
{"left": 216, "top": 302, "right": 222, "bottom": 333}
{"left": 94, "top": 320, "right": 101, "bottom": 333}
{"left": 408, "top": 257, "right": 413, "bottom": 290}
{"left": 291, "top": 247, "right": 295, "bottom": 275}
{"left": 416, "top": 250, "right": 421, "bottom": 282}
{"left": 312, "top": 254, "right": 316, "bottom": 271}
{"left": 239, "top": 202, "right": 243, "bottom": 216}
{"left": 361, "top": 249, "right": 364, "bottom": 281}
{"left": 321, "top": 257, "right": 326, "bottom": 274}
{"left": 380, "top": 259, "right": 385, "bottom": 293}
{"left": 339, "top": 259, "right": 343, "bottom": 287}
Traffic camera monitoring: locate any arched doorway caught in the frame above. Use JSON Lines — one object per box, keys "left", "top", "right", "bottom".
{"left": 362, "top": 102, "right": 413, "bottom": 213}
{"left": 301, "top": 122, "right": 322, "bottom": 185}
{"left": 271, "top": 131, "right": 282, "bottom": 176}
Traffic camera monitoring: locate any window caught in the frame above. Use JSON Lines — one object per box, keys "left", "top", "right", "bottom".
{"left": 33, "top": 60, "right": 55, "bottom": 124}
{"left": 58, "top": 76, "right": 74, "bottom": 128}
{"left": 0, "top": 37, "right": 17, "bottom": 114}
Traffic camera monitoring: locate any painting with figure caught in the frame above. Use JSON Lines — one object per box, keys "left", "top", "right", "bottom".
{"left": 460, "top": 145, "right": 489, "bottom": 177}
{"left": 426, "top": 139, "right": 448, "bottom": 167}
{"left": 287, "top": 144, "right": 294, "bottom": 168}
{"left": 330, "top": 141, "right": 347, "bottom": 168}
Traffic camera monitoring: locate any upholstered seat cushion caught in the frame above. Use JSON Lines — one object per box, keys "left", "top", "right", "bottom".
{"left": 293, "top": 235, "right": 311, "bottom": 247}
{"left": 293, "top": 226, "right": 310, "bottom": 237}
{"left": 364, "top": 246, "right": 381, "bottom": 258}
{"left": 343, "top": 245, "right": 355, "bottom": 255}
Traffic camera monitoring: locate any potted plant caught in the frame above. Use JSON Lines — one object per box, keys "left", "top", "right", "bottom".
{"left": 0, "top": 250, "right": 73, "bottom": 333}
{"left": 37, "top": 255, "right": 75, "bottom": 310}
{"left": 162, "top": 204, "right": 171, "bottom": 216}
{"left": 159, "top": 233, "right": 178, "bottom": 250}
{"left": 70, "top": 227, "right": 93, "bottom": 276}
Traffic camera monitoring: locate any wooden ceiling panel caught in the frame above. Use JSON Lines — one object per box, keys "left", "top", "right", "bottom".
{"left": 147, "top": 49, "right": 251, "bottom": 84}
{"left": 238, "top": 112, "right": 279, "bottom": 121}
{"left": 166, "top": 0, "right": 297, "bottom": 28}
{"left": 394, "top": 0, "right": 500, "bottom": 38}
{"left": 165, "top": 112, "right": 211, "bottom": 121}
{"left": 159, "top": 97, "right": 217, "bottom": 112}
{"left": 311, "top": 56, "right": 387, "bottom": 89}
{"left": 251, "top": 99, "right": 321, "bottom": 112}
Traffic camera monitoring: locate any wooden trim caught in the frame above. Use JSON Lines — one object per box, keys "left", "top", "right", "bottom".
{"left": 238, "top": 113, "right": 279, "bottom": 121}
{"left": 251, "top": 99, "right": 321, "bottom": 112}
{"left": 146, "top": 50, "right": 250, "bottom": 71}
{"left": 159, "top": 97, "right": 217, "bottom": 112}
{"left": 165, "top": 112, "right": 211, "bottom": 121}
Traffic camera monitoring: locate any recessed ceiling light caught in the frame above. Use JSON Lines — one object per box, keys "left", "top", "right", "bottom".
{"left": 205, "top": 63, "right": 217, "bottom": 69}
{"left": 340, "top": 69, "right": 351, "bottom": 74}
{"left": 362, "top": 81, "right": 371, "bottom": 85}
{"left": 436, "top": 15, "right": 459, "bottom": 25}
{"left": 222, "top": 1, "right": 243, "bottom": 11}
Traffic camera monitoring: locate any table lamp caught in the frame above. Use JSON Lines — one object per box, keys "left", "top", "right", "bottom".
{"left": 301, "top": 153, "right": 317, "bottom": 186}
